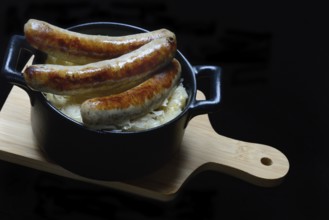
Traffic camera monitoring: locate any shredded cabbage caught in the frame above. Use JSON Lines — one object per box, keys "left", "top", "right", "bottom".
{"left": 45, "top": 83, "right": 188, "bottom": 131}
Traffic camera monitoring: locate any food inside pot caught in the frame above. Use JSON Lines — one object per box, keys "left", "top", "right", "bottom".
{"left": 23, "top": 19, "right": 188, "bottom": 131}
{"left": 45, "top": 83, "right": 187, "bottom": 131}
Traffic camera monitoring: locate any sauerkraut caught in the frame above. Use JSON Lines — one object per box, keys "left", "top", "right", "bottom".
{"left": 45, "top": 83, "right": 188, "bottom": 131}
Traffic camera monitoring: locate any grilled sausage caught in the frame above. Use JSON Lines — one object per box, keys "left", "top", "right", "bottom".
{"left": 80, "top": 59, "right": 181, "bottom": 128}
{"left": 24, "top": 19, "right": 176, "bottom": 64}
{"left": 23, "top": 37, "right": 177, "bottom": 97}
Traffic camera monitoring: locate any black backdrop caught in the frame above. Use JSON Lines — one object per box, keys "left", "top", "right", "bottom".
{"left": 0, "top": 0, "right": 329, "bottom": 219}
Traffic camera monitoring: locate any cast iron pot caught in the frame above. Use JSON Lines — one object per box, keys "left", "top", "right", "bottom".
{"left": 0, "top": 22, "right": 221, "bottom": 180}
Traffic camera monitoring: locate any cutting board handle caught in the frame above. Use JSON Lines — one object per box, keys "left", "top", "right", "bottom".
{"left": 181, "top": 101, "right": 290, "bottom": 188}
{"left": 194, "top": 130, "right": 290, "bottom": 187}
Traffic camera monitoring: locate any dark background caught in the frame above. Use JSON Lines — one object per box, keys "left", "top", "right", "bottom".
{"left": 1, "top": 0, "right": 329, "bottom": 219}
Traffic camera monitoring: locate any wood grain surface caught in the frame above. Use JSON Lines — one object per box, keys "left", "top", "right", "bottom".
{"left": 0, "top": 86, "right": 289, "bottom": 201}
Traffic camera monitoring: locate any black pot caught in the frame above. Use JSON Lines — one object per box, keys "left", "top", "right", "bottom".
{"left": 0, "top": 22, "right": 221, "bottom": 180}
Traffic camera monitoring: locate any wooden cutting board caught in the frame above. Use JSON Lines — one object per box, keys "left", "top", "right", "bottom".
{"left": 0, "top": 86, "right": 289, "bottom": 201}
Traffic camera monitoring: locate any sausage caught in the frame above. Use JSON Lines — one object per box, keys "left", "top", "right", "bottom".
{"left": 23, "top": 37, "right": 177, "bottom": 97}
{"left": 80, "top": 59, "right": 181, "bottom": 128}
{"left": 24, "top": 19, "right": 176, "bottom": 65}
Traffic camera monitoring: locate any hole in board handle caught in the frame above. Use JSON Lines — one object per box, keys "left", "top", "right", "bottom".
{"left": 260, "top": 157, "right": 273, "bottom": 166}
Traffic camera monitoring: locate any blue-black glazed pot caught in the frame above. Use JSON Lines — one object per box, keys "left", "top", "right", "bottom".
{"left": 1, "top": 22, "right": 221, "bottom": 180}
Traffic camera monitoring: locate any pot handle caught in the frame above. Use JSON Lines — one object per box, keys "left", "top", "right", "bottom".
{"left": 0, "top": 35, "right": 36, "bottom": 111}
{"left": 189, "top": 65, "right": 221, "bottom": 118}
{"left": 1, "top": 35, "right": 33, "bottom": 88}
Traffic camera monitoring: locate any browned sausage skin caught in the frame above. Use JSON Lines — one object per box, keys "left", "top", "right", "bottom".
{"left": 24, "top": 19, "right": 176, "bottom": 64}
{"left": 23, "top": 37, "right": 177, "bottom": 97}
{"left": 80, "top": 59, "right": 181, "bottom": 127}
{"left": 23, "top": 19, "right": 184, "bottom": 129}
